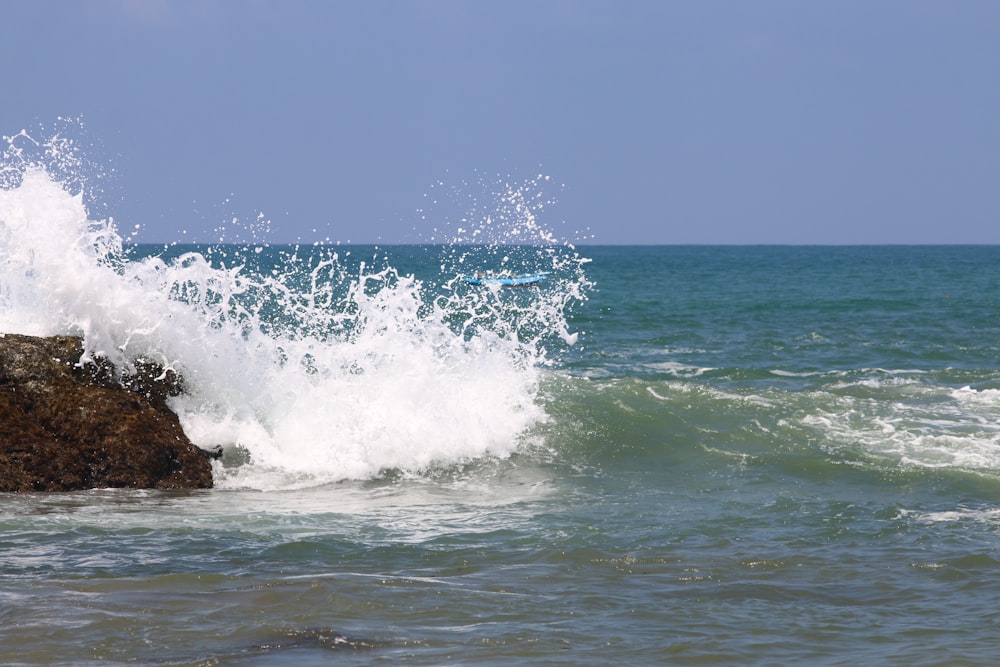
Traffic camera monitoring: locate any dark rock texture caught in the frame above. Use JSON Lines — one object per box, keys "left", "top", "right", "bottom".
{"left": 0, "top": 333, "right": 215, "bottom": 492}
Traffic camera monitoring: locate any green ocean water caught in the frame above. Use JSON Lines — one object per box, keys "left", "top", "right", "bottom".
{"left": 4, "top": 245, "right": 1000, "bottom": 666}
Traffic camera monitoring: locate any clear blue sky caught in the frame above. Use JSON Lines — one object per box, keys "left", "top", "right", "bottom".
{"left": 3, "top": 0, "right": 998, "bottom": 244}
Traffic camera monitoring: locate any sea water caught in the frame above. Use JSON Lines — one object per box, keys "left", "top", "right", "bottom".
{"left": 4, "top": 135, "right": 1000, "bottom": 665}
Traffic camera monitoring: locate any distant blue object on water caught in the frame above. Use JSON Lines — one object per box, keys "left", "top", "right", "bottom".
{"left": 461, "top": 272, "right": 549, "bottom": 287}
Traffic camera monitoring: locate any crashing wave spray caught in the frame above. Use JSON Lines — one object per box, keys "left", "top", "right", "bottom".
{"left": 0, "top": 126, "right": 592, "bottom": 489}
{"left": 417, "top": 170, "right": 594, "bottom": 349}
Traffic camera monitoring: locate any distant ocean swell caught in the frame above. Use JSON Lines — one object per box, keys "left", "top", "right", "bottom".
{"left": 535, "top": 362, "right": 1000, "bottom": 484}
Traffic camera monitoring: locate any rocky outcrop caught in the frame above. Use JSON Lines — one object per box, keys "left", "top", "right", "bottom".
{"left": 0, "top": 333, "right": 215, "bottom": 492}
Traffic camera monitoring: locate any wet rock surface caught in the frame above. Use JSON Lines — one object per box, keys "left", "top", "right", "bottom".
{"left": 0, "top": 333, "right": 215, "bottom": 492}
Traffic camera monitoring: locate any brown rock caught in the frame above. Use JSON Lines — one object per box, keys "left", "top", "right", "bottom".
{"left": 0, "top": 333, "right": 215, "bottom": 492}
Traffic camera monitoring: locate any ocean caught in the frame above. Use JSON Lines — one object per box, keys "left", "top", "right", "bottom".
{"left": 4, "top": 169, "right": 1000, "bottom": 665}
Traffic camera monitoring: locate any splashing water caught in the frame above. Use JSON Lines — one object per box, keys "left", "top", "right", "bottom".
{"left": 0, "top": 127, "right": 592, "bottom": 490}
{"left": 417, "top": 170, "right": 594, "bottom": 347}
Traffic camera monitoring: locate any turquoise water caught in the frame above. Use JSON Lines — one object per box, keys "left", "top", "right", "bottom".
{"left": 4, "top": 244, "right": 1000, "bottom": 665}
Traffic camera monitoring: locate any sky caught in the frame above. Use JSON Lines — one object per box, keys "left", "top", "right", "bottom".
{"left": 1, "top": 0, "right": 998, "bottom": 245}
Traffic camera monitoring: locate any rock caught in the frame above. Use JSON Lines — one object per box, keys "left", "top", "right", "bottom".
{"left": 0, "top": 333, "right": 215, "bottom": 492}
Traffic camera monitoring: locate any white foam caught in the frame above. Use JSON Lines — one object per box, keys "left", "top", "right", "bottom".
{"left": 900, "top": 507, "right": 1000, "bottom": 525}
{"left": 647, "top": 361, "right": 714, "bottom": 377}
{"left": 1, "top": 143, "right": 590, "bottom": 490}
{"left": 801, "top": 383, "right": 1000, "bottom": 471}
{"left": 950, "top": 386, "right": 1000, "bottom": 410}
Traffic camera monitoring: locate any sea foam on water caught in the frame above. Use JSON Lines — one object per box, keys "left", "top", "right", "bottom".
{"left": 1, "top": 130, "right": 590, "bottom": 490}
